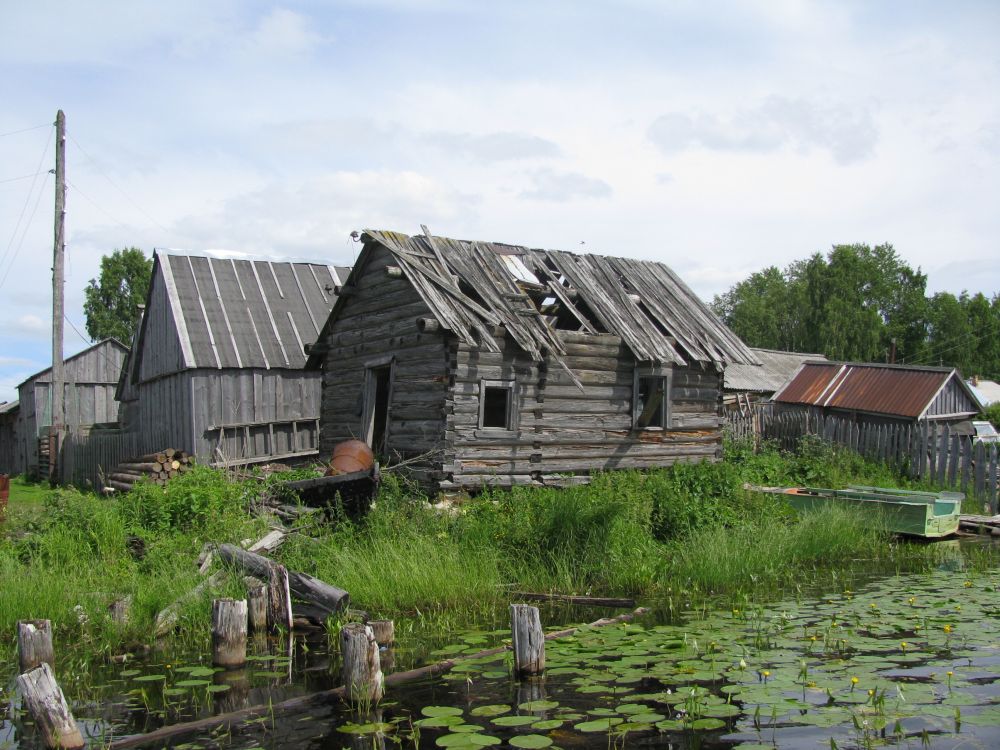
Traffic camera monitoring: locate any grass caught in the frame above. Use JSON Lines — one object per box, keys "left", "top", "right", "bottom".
{"left": 1, "top": 437, "right": 994, "bottom": 674}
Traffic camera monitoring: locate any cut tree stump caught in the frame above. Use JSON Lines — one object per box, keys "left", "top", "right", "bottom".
{"left": 510, "top": 604, "right": 545, "bottom": 677}
{"left": 18, "top": 619, "right": 54, "bottom": 673}
{"left": 247, "top": 584, "right": 268, "bottom": 632}
{"left": 15, "top": 663, "right": 85, "bottom": 749}
{"left": 368, "top": 620, "right": 395, "bottom": 646}
{"left": 340, "top": 623, "right": 383, "bottom": 704}
{"left": 211, "top": 599, "right": 248, "bottom": 668}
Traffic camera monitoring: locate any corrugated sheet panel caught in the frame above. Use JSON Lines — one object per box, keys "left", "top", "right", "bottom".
{"left": 357, "top": 230, "right": 758, "bottom": 368}
{"left": 773, "top": 363, "right": 978, "bottom": 419}
{"left": 155, "top": 252, "right": 342, "bottom": 371}
{"left": 725, "top": 349, "right": 828, "bottom": 393}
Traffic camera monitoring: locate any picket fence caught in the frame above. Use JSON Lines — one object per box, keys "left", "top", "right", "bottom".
{"left": 59, "top": 428, "right": 171, "bottom": 489}
{"left": 727, "top": 405, "right": 999, "bottom": 513}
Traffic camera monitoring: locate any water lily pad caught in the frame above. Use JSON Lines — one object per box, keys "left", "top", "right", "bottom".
{"left": 436, "top": 733, "right": 500, "bottom": 748}
{"left": 134, "top": 674, "right": 166, "bottom": 682}
{"left": 338, "top": 722, "right": 395, "bottom": 734}
{"left": 689, "top": 718, "right": 726, "bottom": 730}
{"left": 491, "top": 715, "right": 538, "bottom": 727}
{"left": 175, "top": 679, "right": 211, "bottom": 688}
{"left": 470, "top": 704, "right": 510, "bottom": 717}
{"left": 423, "top": 706, "right": 465, "bottom": 718}
{"left": 253, "top": 671, "right": 287, "bottom": 678}
{"left": 575, "top": 718, "right": 623, "bottom": 732}
{"left": 508, "top": 735, "right": 552, "bottom": 748}
{"left": 518, "top": 700, "right": 559, "bottom": 712}
{"left": 414, "top": 716, "right": 465, "bottom": 728}
{"left": 206, "top": 684, "right": 231, "bottom": 693}
{"left": 531, "top": 719, "right": 564, "bottom": 730}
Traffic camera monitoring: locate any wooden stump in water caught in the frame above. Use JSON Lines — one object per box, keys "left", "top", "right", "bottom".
{"left": 510, "top": 604, "right": 545, "bottom": 677}
{"left": 247, "top": 584, "right": 268, "bottom": 633}
{"left": 17, "top": 619, "right": 54, "bottom": 673}
{"left": 340, "top": 623, "right": 384, "bottom": 704}
{"left": 368, "top": 620, "right": 395, "bottom": 646}
{"left": 211, "top": 599, "right": 248, "bottom": 668}
{"left": 15, "top": 663, "right": 84, "bottom": 749}
{"left": 268, "top": 563, "right": 293, "bottom": 632}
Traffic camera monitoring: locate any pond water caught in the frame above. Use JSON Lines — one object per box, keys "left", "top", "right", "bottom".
{"left": 2, "top": 543, "right": 999, "bottom": 750}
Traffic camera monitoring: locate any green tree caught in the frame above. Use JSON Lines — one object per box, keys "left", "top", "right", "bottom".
{"left": 83, "top": 247, "right": 152, "bottom": 343}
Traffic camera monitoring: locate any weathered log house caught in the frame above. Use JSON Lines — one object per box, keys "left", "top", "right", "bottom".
{"left": 306, "top": 229, "right": 758, "bottom": 490}
{"left": 116, "top": 251, "right": 349, "bottom": 464}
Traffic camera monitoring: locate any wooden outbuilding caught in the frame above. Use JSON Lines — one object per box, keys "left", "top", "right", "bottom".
{"left": 10, "top": 338, "right": 127, "bottom": 476}
{"left": 116, "top": 251, "right": 348, "bottom": 464}
{"left": 306, "top": 228, "right": 759, "bottom": 490}
{"left": 772, "top": 362, "right": 983, "bottom": 427}
{"left": 0, "top": 400, "right": 20, "bottom": 474}
{"left": 723, "top": 348, "right": 828, "bottom": 412}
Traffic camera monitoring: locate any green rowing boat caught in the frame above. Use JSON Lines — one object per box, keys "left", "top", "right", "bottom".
{"left": 780, "top": 485, "right": 962, "bottom": 538}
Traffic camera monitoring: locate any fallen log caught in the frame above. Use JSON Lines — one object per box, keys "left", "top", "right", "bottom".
{"left": 216, "top": 544, "right": 349, "bottom": 620}
{"left": 513, "top": 592, "right": 636, "bottom": 608}
{"left": 107, "top": 606, "right": 649, "bottom": 749}
{"left": 119, "top": 462, "right": 162, "bottom": 473}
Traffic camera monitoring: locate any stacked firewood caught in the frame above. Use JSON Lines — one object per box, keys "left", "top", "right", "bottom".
{"left": 105, "top": 448, "right": 194, "bottom": 492}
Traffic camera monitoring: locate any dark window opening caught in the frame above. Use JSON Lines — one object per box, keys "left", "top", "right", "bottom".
{"left": 370, "top": 365, "right": 391, "bottom": 453}
{"left": 481, "top": 385, "right": 512, "bottom": 429}
{"left": 635, "top": 376, "right": 666, "bottom": 429}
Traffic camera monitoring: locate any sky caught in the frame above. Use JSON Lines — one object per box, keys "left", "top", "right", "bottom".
{"left": 1, "top": 0, "right": 998, "bottom": 403}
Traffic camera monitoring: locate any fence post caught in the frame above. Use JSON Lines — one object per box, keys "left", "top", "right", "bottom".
{"left": 15, "top": 663, "right": 85, "bottom": 749}
{"left": 511, "top": 604, "right": 545, "bottom": 677}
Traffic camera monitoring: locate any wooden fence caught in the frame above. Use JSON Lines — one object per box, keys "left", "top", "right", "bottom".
{"left": 727, "top": 405, "right": 999, "bottom": 513}
{"left": 59, "top": 428, "right": 171, "bottom": 490}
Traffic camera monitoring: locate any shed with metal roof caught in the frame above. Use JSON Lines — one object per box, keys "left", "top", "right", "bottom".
{"left": 116, "top": 251, "right": 348, "bottom": 464}
{"left": 772, "top": 362, "right": 983, "bottom": 425}
{"left": 723, "top": 348, "right": 828, "bottom": 403}
{"left": 0, "top": 399, "right": 20, "bottom": 475}
{"left": 307, "top": 227, "right": 758, "bottom": 490}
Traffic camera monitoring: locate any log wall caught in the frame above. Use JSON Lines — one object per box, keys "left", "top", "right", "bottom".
{"left": 442, "top": 330, "right": 723, "bottom": 489}
{"left": 317, "top": 243, "right": 449, "bottom": 475}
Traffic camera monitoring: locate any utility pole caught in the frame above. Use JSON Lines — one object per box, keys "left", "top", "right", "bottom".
{"left": 50, "top": 109, "right": 66, "bottom": 483}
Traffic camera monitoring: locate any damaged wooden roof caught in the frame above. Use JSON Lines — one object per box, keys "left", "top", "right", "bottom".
{"left": 308, "top": 228, "right": 758, "bottom": 373}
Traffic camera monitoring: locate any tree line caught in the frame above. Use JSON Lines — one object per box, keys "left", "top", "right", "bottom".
{"left": 711, "top": 243, "right": 1000, "bottom": 380}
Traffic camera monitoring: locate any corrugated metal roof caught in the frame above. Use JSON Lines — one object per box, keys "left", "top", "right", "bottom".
{"left": 969, "top": 379, "right": 1000, "bottom": 406}
{"left": 773, "top": 362, "right": 975, "bottom": 419}
{"left": 326, "top": 229, "right": 758, "bottom": 369}
{"left": 724, "top": 348, "right": 828, "bottom": 393}
{"left": 158, "top": 252, "right": 345, "bottom": 369}
{"left": 0, "top": 399, "right": 19, "bottom": 416}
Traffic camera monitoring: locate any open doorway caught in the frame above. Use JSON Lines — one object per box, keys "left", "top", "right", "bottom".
{"left": 363, "top": 363, "right": 393, "bottom": 455}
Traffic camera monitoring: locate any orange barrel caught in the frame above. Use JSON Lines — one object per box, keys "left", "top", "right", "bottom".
{"left": 328, "top": 440, "right": 374, "bottom": 475}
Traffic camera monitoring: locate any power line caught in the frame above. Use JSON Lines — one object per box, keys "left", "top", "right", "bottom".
{"left": 67, "top": 132, "right": 170, "bottom": 232}
{"left": 0, "top": 171, "right": 48, "bottom": 185}
{"left": 0, "top": 123, "right": 50, "bottom": 138}
{"left": 0, "top": 128, "right": 53, "bottom": 274}
{"left": 0, "top": 172, "right": 51, "bottom": 291}
{"left": 66, "top": 179, "right": 134, "bottom": 233}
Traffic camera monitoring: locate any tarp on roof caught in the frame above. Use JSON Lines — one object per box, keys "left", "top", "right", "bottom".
{"left": 725, "top": 348, "right": 828, "bottom": 393}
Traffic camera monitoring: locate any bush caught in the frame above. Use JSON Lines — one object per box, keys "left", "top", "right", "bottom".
{"left": 118, "top": 466, "right": 251, "bottom": 533}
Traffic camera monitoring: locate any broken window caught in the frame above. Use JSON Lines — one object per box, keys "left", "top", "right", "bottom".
{"left": 480, "top": 380, "right": 516, "bottom": 430}
{"left": 634, "top": 368, "right": 670, "bottom": 429}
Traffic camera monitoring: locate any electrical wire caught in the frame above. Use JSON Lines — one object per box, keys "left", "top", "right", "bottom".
{"left": 66, "top": 179, "right": 134, "bottom": 234}
{"left": 0, "top": 128, "right": 53, "bottom": 275}
{"left": 0, "top": 172, "right": 51, "bottom": 292}
{"left": 0, "top": 123, "right": 50, "bottom": 138}
{"left": 0, "top": 171, "right": 48, "bottom": 185}
{"left": 68, "top": 132, "right": 170, "bottom": 232}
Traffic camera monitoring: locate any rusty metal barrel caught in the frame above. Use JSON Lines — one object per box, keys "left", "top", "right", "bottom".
{"left": 0, "top": 474, "right": 9, "bottom": 517}
{"left": 327, "top": 440, "right": 374, "bottom": 476}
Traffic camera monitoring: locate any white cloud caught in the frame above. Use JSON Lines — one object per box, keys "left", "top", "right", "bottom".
{"left": 247, "top": 8, "right": 326, "bottom": 57}
{"left": 519, "top": 169, "right": 613, "bottom": 202}
{"left": 422, "top": 131, "right": 562, "bottom": 162}
{"left": 648, "top": 96, "right": 879, "bottom": 165}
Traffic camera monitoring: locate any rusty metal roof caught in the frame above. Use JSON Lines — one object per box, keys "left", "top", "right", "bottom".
{"left": 724, "top": 348, "right": 828, "bottom": 393}
{"left": 773, "top": 362, "right": 970, "bottom": 419}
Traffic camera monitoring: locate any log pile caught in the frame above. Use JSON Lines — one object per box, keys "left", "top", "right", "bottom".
{"left": 105, "top": 449, "right": 194, "bottom": 492}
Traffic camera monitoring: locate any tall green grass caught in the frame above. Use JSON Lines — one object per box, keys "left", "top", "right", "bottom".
{"left": 2, "top": 439, "right": 988, "bottom": 671}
